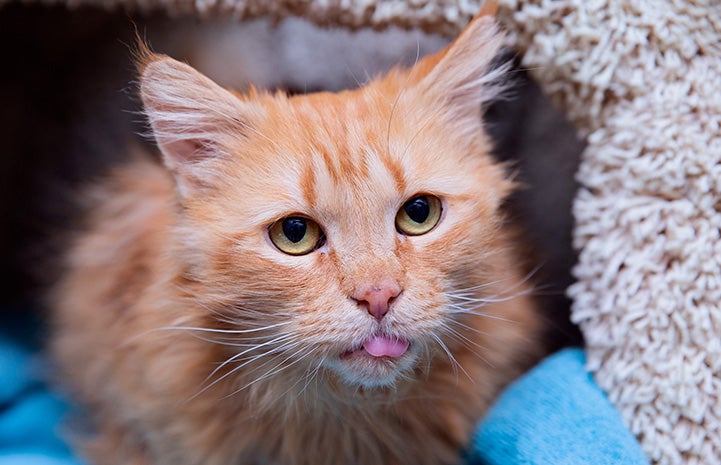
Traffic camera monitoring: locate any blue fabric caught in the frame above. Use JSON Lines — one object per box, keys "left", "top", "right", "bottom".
{"left": 470, "top": 348, "right": 649, "bottom": 465}
{"left": 0, "top": 312, "right": 83, "bottom": 465}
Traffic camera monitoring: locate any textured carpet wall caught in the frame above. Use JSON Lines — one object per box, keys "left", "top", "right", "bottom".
{"left": 499, "top": 2, "right": 721, "bottom": 464}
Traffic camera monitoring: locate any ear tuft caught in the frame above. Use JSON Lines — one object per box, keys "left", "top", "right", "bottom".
{"left": 138, "top": 54, "right": 254, "bottom": 194}
{"left": 416, "top": 15, "right": 509, "bottom": 131}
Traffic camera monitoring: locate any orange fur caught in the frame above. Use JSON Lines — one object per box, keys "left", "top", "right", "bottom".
{"left": 52, "top": 14, "right": 542, "bottom": 465}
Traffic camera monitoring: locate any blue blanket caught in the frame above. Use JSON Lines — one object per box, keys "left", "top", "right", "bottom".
{"left": 0, "top": 313, "right": 83, "bottom": 465}
{"left": 471, "top": 348, "right": 649, "bottom": 465}
{"left": 0, "top": 313, "right": 647, "bottom": 465}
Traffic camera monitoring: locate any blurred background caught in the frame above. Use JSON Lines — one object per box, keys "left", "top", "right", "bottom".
{"left": 0, "top": 4, "right": 584, "bottom": 349}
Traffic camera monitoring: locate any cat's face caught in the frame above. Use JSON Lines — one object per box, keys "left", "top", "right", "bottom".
{"left": 141, "top": 16, "right": 514, "bottom": 389}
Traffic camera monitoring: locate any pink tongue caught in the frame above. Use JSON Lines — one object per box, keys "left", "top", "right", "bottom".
{"left": 363, "top": 336, "right": 409, "bottom": 358}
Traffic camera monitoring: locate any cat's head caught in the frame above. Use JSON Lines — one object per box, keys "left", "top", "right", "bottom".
{"left": 140, "top": 15, "right": 519, "bottom": 390}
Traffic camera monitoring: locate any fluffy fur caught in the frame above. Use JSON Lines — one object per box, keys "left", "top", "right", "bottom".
{"left": 52, "top": 14, "right": 541, "bottom": 465}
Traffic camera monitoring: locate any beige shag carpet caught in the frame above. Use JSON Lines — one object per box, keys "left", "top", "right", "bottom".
{"left": 4, "top": 0, "right": 720, "bottom": 463}
{"left": 2, "top": 0, "right": 481, "bottom": 36}
{"left": 499, "top": 2, "right": 721, "bottom": 464}
{"left": 499, "top": 1, "right": 721, "bottom": 464}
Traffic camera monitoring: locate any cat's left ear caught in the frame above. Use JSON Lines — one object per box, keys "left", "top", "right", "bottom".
{"left": 139, "top": 53, "right": 258, "bottom": 195}
{"left": 413, "top": 13, "right": 507, "bottom": 132}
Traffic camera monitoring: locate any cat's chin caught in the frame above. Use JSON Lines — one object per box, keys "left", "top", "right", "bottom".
{"left": 331, "top": 336, "right": 417, "bottom": 389}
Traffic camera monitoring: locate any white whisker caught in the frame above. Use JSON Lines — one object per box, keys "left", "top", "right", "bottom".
{"left": 445, "top": 303, "right": 515, "bottom": 323}
{"left": 206, "top": 333, "right": 297, "bottom": 378}
{"left": 445, "top": 319, "right": 490, "bottom": 338}
{"left": 153, "top": 322, "right": 291, "bottom": 335}
{"left": 186, "top": 336, "right": 301, "bottom": 402}
{"left": 125, "top": 321, "right": 293, "bottom": 348}
{"left": 430, "top": 334, "right": 473, "bottom": 384}
{"left": 300, "top": 357, "right": 326, "bottom": 398}
{"left": 439, "top": 324, "right": 494, "bottom": 369}
{"left": 279, "top": 355, "right": 327, "bottom": 402}
{"left": 224, "top": 348, "right": 315, "bottom": 400}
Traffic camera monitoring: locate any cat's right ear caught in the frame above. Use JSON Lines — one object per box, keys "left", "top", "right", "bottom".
{"left": 138, "top": 51, "right": 256, "bottom": 195}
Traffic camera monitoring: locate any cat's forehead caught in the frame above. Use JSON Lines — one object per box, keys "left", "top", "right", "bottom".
{"left": 220, "top": 84, "right": 502, "bottom": 229}
{"left": 267, "top": 88, "right": 477, "bottom": 199}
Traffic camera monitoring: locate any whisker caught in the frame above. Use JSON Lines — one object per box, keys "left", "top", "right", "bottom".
{"left": 125, "top": 321, "right": 293, "bottom": 348}
{"left": 384, "top": 38, "right": 423, "bottom": 158}
{"left": 385, "top": 85, "right": 404, "bottom": 157}
{"left": 445, "top": 319, "right": 491, "bottom": 338}
{"left": 223, "top": 348, "right": 315, "bottom": 400}
{"left": 186, "top": 336, "right": 301, "bottom": 402}
{"left": 451, "top": 279, "right": 505, "bottom": 294}
{"left": 445, "top": 317, "right": 529, "bottom": 361}
{"left": 447, "top": 288, "right": 534, "bottom": 304}
{"left": 445, "top": 264, "right": 545, "bottom": 324}
{"left": 398, "top": 102, "right": 454, "bottom": 163}
{"left": 451, "top": 263, "right": 544, "bottom": 297}
{"left": 343, "top": 60, "right": 369, "bottom": 90}
{"left": 438, "top": 324, "right": 494, "bottom": 369}
{"left": 278, "top": 354, "right": 326, "bottom": 402}
{"left": 153, "top": 322, "right": 291, "bottom": 335}
{"left": 206, "top": 333, "right": 297, "bottom": 378}
{"left": 422, "top": 343, "right": 432, "bottom": 379}
{"left": 298, "top": 357, "right": 326, "bottom": 399}
{"left": 445, "top": 304, "right": 515, "bottom": 323}
{"left": 430, "top": 334, "right": 473, "bottom": 384}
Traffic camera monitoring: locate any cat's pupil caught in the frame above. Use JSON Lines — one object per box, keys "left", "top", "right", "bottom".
{"left": 404, "top": 197, "right": 430, "bottom": 223}
{"left": 282, "top": 217, "right": 307, "bottom": 243}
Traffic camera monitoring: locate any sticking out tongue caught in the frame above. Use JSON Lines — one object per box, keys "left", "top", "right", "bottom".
{"left": 363, "top": 335, "right": 409, "bottom": 358}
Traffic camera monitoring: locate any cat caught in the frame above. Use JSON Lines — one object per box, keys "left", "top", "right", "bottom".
{"left": 51, "top": 11, "right": 542, "bottom": 465}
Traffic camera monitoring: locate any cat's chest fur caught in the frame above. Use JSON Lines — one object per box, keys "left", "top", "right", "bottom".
{"left": 51, "top": 13, "right": 541, "bottom": 465}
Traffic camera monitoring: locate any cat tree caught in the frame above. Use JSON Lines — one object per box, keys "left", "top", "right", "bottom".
{"left": 5, "top": 0, "right": 720, "bottom": 463}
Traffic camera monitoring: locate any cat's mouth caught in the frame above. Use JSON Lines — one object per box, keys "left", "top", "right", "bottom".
{"left": 332, "top": 334, "right": 416, "bottom": 388}
{"left": 340, "top": 334, "right": 410, "bottom": 360}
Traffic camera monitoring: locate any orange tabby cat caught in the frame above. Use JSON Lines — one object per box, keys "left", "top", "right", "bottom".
{"left": 52, "top": 12, "right": 541, "bottom": 465}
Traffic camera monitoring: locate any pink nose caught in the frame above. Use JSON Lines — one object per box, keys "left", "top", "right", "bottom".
{"left": 352, "top": 281, "right": 402, "bottom": 321}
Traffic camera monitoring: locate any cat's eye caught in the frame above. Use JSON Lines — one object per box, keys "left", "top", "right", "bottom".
{"left": 395, "top": 195, "right": 442, "bottom": 236}
{"left": 269, "top": 216, "right": 325, "bottom": 256}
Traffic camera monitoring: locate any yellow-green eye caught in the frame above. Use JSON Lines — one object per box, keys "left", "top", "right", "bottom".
{"left": 269, "top": 216, "right": 325, "bottom": 256}
{"left": 395, "top": 195, "right": 442, "bottom": 236}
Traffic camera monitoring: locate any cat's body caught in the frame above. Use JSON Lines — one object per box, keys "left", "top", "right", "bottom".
{"left": 52, "top": 13, "right": 541, "bottom": 465}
